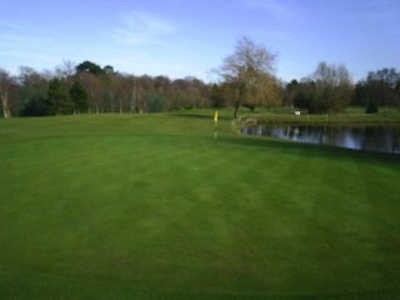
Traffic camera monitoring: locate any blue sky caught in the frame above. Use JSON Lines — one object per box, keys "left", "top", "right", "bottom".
{"left": 1, "top": 0, "right": 399, "bottom": 82}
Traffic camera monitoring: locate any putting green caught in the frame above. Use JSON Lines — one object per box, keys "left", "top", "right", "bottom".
{"left": 1, "top": 111, "right": 399, "bottom": 299}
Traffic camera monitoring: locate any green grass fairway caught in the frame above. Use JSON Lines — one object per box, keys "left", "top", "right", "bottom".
{"left": 1, "top": 111, "right": 400, "bottom": 299}
{"left": 246, "top": 106, "right": 400, "bottom": 125}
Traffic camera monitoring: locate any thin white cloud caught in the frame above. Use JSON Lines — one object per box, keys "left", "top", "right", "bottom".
{"left": 113, "top": 11, "right": 177, "bottom": 46}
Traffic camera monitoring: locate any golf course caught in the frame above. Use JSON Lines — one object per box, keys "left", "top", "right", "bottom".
{"left": 1, "top": 109, "right": 400, "bottom": 299}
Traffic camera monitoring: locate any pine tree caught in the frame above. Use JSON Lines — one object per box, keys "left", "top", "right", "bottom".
{"left": 70, "top": 81, "right": 89, "bottom": 113}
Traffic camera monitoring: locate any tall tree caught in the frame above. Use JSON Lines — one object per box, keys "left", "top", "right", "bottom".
{"left": 218, "top": 37, "right": 278, "bottom": 118}
{"left": 0, "top": 62, "right": 218, "bottom": 116}
{"left": 70, "top": 81, "right": 89, "bottom": 113}
{"left": 103, "top": 65, "right": 114, "bottom": 75}
{"left": 18, "top": 67, "right": 49, "bottom": 115}
{"left": 55, "top": 60, "right": 76, "bottom": 79}
{"left": 353, "top": 68, "right": 400, "bottom": 112}
{"left": 396, "top": 80, "right": 400, "bottom": 107}
{"left": 48, "top": 78, "right": 73, "bottom": 114}
{"left": 0, "top": 69, "right": 14, "bottom": 118}
{"left": 310, "top": 62, "right": 353, "bottom": 113}
{"left": 79, "top": 72, "right": 101, "bottom": 113}
{"left": 210, "top": 84, "right": 225, "bottom": 108}
{"left": 76, "top": 61, "right": 105, "bottom": 76}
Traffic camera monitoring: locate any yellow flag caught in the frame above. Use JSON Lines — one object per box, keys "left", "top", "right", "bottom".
{"left": 214, "top": 110, "right": 218, "bottom": 123}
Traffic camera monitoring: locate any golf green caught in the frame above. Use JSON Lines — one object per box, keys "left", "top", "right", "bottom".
{"left": 1, "top": 111, "right": 399, "bottom": 299}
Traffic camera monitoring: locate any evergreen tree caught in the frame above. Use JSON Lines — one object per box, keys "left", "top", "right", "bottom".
{"left": 70, "top": 81, "right": 89, "bottom": 113}
{"left": 76, "top": 61, "right": 105, "bottom": 75}
{"left": 48, "top": 78, "right": 73, "bottom": 114}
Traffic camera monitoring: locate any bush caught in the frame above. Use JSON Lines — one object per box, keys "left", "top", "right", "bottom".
{"left": 148, "top": 94, "right": 166, "bottom": 113}
{"left": 21, "top": 97, "right": 51, "bottom": 117}
{"left": 366, "top": 100, "right": 379, "bottom": 114}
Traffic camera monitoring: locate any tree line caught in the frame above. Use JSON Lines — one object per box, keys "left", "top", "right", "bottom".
{"left": 0, "top": 61, "right": 211, "bottom": 118}
{"left": 1, "top": 37, "right": 399, "bottom": 119}
{"left": 285, "top": 65, "right": 400, "bottom": 114}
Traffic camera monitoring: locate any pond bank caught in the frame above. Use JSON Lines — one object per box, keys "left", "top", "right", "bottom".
{"left": 241, "top": 123, "right": 400, "bottom": 154}
{"left": 241, "top": 110, "right": 400, "bottom": 126}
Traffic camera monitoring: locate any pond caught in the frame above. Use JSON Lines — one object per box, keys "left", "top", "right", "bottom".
{"left": 241, "top": 124, "right": 400, "bottom": 154}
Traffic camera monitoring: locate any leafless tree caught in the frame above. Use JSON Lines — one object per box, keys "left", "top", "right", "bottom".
{"left": 313, "top": 62, "right": 353, "bottom": 111}
{"left": 79, "top": 72, "right": 101, "bottom": 114}
{"left": 0, "top": 69, "right": 15, "bottom": 118}
{"left": 55, "top": 61, "right": 76, "bottom": 78}
{"left": 218, "top": 36, "right": 279, "bottom": 118}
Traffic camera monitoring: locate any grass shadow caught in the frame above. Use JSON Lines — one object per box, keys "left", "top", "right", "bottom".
{"left": 220, "top": 134, "right": 400, "bottom": 168}
{"left": 172, "top": 113, "right": 233, "bottom": 121}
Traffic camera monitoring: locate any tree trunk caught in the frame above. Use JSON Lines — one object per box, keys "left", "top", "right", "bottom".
{"left": 130, "top": 90, "right": 136, "bottom": 113}
{"left": 233, "top": 102, "right": 240, "bottom": 119}
{"left": 1, "top": 91, "right": 11, "bottom": 119}
{"left": 135, "top": 95, "right": 140, "bottom": 113}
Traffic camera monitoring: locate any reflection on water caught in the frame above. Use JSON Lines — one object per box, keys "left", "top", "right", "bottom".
{"left": 241, "top": 125, "right": 400, "bottom": 154}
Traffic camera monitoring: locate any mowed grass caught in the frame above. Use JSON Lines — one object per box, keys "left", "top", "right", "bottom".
{"left": 242, "top": 106, "right": 400, "bottom": 125}
{"left": 0, "top": 110, "right": 400, "bottom": 299}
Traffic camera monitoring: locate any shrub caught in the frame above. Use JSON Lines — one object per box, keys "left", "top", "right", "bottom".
{"left": 21, "top": 97, "right": 51, "bottom": 117}
{"left": 148, "top": 94, "right": 166, "bottom": 113}
{"left": 366, "top": 100, "right": 379, "bottom": 114}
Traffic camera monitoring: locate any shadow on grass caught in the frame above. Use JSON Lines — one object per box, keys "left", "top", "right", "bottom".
{"left": 220, "top": 134, "right": 400, "bottom": 167}
{"left": 172, "top": 113, "right": 233, "bottom": 121}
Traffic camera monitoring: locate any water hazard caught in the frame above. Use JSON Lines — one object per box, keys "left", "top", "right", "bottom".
{"left": 241, "top": 124, "right": 400, "bottom": 154}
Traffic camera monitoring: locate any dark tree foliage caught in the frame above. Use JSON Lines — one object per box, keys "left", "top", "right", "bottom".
{"left": 366, "top": 100, "right": 379, "bottom": 114}
{"left": 285, "top": 63, "right": 353, "bottom": 114}
{"left": 76, "top": 61, "right": 105, "bottom": 75}
{"left": 103, "top": 65, "right": 114, "bottom": 74}
{"left": 4, "top": 57, "right": 400, "bottom": 118}
{"left": 21, "top": 96, "right": 51, "bottom": 116}
{"left": 283, "top": 79, "right": 298, "bottom": 106}
{"left": 287, "top": 80, "right": 315, "bottom": 111}
{"left": 285, "top": 79, "right": 315, "bottom": 110}
{"left": 70, "top": 81, "right": 89, "bottom": 113}
{"left": 210, "top": 84, "right": 226, "bottom": 108}
{"left": 353, "top": 68, "right": 400, "bottom": 112}
{"left": 294, "top": 91, "right": 312, "bottom": 110}
{"left": 147, "top": 94, "right": 167, "bottom": 112}
{"left": 48, "top": 78, "right": 73, "bottom": 114}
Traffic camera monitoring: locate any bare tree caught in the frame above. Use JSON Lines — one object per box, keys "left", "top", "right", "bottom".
{"left": 79, "top": 72, "right": 101, "bottom": 114}
{"left": 18, "top": 66, "right": 49, "bottom": 101}
{"left": 313, "top": 62, "right": 352, "bottom": 87}
{"left": 218, "top": 36, "right": 278, "bottom": 118}
{"left": 107, "top": 73, "right": 128, "bottom": 114}
{"left": 118, "top": 76, "right": 135, "bottom": 114}
{"left": 124, "top": 75, "right": 138, "bottom": 113}
{"left": 55, "top": 60, "right": 76, "bottom": 79}
{"left": 0, "top": 69, "right": 14, "bottom": 118}
{"left": 313, "top": 62, "right": 353, "bottom": 112}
